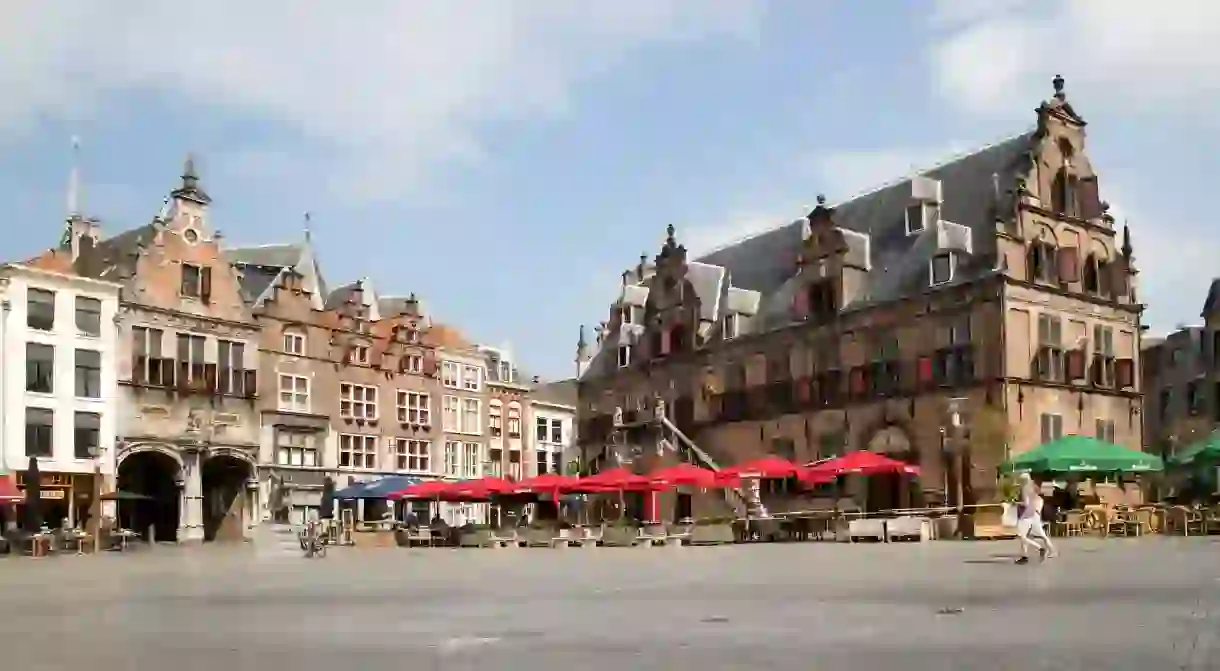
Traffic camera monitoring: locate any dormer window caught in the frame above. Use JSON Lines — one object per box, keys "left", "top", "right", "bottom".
{"left": 723, "top": 313, "right": 739, "bottom": 339}
{"left": 930, "top": 253, "right": 955, "bottom": 286}
{"left": 617, "top": 345, "right": 632, "bottom": 368}
{"left": 620, "top": 305, "right": 640, "bottom": 326}
{"left": 905, "top": 202, "right": 940, "bottom": 235}
{"left": 1028, "top": 241, "right": 1058, "bottom": 283}
{"left": 353, "top": 344, "right": 370, "bottom": 365}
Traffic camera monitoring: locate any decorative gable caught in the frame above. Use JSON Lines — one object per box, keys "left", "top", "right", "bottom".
{"left": 641, "top": 225, "right": 702, "bottom": 359}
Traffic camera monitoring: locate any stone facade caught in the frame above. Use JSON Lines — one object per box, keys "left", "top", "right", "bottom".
{"left": 575, "top": 77, "right": 1144, "bottom": 517}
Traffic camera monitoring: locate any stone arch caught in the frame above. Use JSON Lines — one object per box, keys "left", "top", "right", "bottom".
{"left": 862, "top": 421, "right": 916, "bottom": 457}
{"left": 861, "top": 420, "right": 920, "bottom": 512}
{"left": 201, "top": 449, "right": 256, "bottom": 542}
{"left": 116, "top": 443, "right": 182, "bottom": 543}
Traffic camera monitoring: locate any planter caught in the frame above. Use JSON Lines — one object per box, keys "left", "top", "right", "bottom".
{"left": 689, "top": 523, "right": 734, "bottom": 545}
{"left": 522, "top": 528, "right": 556, "bottom": 548}
{"left": 459, "top": 529, "right": 493, "bottom": 548}
{"left": 601, "top": 526, "right": 639, "bottom": 547}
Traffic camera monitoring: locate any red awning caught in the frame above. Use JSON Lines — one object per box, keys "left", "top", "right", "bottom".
{"left": 647, "top": 463, "right": 719, "bottom": 489}
{"left": 0, "top": 473, "right": 19, "bottom": 502}
{"left": 389, "top": 480, "right": 453, "bottom": 500}
{"left": 446, "top": 476, "right": 517, "bottom": 501}
{"left": 570, "top": 467, "right": 655, "bottom": 492}
{"left": 716, "top": 456, "right": 806, "bottom": 482}
{"left": 513, "top": 473, "right": 579, "bottom": 495}
{"left": 804, "top": 451, "right": 920, "bottom": 480}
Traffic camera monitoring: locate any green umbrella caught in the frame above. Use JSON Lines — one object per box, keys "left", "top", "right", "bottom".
{"left": 1168, "top": 431, "right": 1220, "bottom": 468}
{"left": 1000, "top": 435, "right": 1163, "bottom": 474}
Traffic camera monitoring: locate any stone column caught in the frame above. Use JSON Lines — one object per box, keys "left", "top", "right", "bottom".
{"left": 180, "top": 451, "right": 205, "bottom": 543}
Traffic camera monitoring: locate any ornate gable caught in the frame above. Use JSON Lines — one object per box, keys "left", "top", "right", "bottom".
{"left": 641, "top": 225, "right": 702, "bottom": 359}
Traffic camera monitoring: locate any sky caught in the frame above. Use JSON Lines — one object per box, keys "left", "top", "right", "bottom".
{"left": 2, "top": 0, "right": 1219, "bottom": 379}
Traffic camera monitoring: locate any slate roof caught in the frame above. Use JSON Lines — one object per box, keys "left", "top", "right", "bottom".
{"left": 581, "top": 130, "right": 1038, "bottom": 379}
{"left": 531, "top": 378, "right": 577, "bottom": 408}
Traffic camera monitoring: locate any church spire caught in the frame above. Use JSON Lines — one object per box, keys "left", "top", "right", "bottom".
{"left": 171, "top": 152, "right": 212, "bottom": 204}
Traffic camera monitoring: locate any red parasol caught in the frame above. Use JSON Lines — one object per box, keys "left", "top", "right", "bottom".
{"left": 446, "top": 476, "right": 517, "bottom": 501}
{"left": 647, "top": 463, "right": 719, "bottom": 489}
{"left": 0, "top": 473, "right": 19, "bottom": 503}
{"left": 513, "top": 472, "right": 579, "bottom": 496}
{"left": 389, "top": 480, "right": 453, "bottom": 500}
{"left": 715, "top": 456, "right": 806, "bottom": 483}
{"left": 570, "top": 467, "right": 656, "bottom": 492}
{"left": 804, "top": 451, "right": 920, "bottom": 481}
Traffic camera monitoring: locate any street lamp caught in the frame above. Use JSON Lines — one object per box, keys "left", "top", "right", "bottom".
{"left": 944, "top": 398, "right": 967, "bottom": 531}
{"left": 87, "top": 443, "right": 106, "bottom": 555}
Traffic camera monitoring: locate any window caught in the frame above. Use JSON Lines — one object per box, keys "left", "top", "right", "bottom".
{"left": 278, "top": 374, "right": 310, "bottom": 413}
{"left": 723, "top": 313, "right": 738, "bottom": 339}
{"left": 536, "top": 450, "right": 549, "bottom": 475}
{"left": 395, "top": 439, "right": 430, "bottom": 472}
{"left": 1039, "top": 413, "right": 1064, "bottom": 443}
{"left": 552, "top": 451, "right": 562, "bottom": 475}
{"left": 180, "top": 263, "right": 210, "bottom": 299}
{"left": 131, "top": 326, "right": 166, "bottom": 385}
{"left": 462, "top": 365, "right": 482, "bottom": 391}
{"left": 499, "top": 360, "right": 512, "bottom": 383}
{"left": 26, "top": 343, "right": 54, "bottom": 393}
{"left": 217, "top": 340, "right": 246, "bottom": 395}
{"left": 283, "top": 331, "right": 305, "bottom": 355}
{"left": 621, "top": 305, "right": 635, "bottom": 325}
{"left": 1028, "top": 241, "right": 1057, "bottom": 283}
{"left": 1037, "top": 314, "right": 1064, "bottom": 382}
{"left": 930, "top": 253, "right": 955, "bottom": 285}
{"left": 73, "top": 411, "right": 100, "bottom": 460}
{"left": 396, "top": 391, "right": 431, "bottom": 425}
{"left": 276, "top": 431, "right": 317, "bottom": 467}
{"left": 25, "top": 407, "right": 54, "bottom": 457}
{"left": 617, "top": 345, "right": 632, "bottom": 368}
{"left": 536, "top": 417, "right": 549, "bottom": 443}
{"left": 462, "top": 398, "right": 481, "bottom": 434}
{"left": 490, "top": 404, "right": 503, "bottom": 437}
{"left": 75, "top": 297, "right": 101, "bottom": 336}
{"left": 351, "top": 344, "right": 370, "bottom": 365}
{"left": 442, "top": 361, "right": 460, "bottom": 388}
{"left": 339, "top": 383, "right": 377, "bottom": 420}
{"left": 487, "top": 450, "right": 503, "bottom": 477}
{"left": 463, "top": 442, "right": 480, "bottom": 478}
{"left": 550, "top": 419, "right": 563, "bottom": 445}
{"left": 1092, "top": 325, "right": 1115, "bottom": 387}
{"left": 401, "top": 354, "right": 423, "bottom": 374}
{"left": 508, "top": 452, "right": 522, "bottom": 481}
{"left": 507, "top": 404, "right": 521, "bottom": 438}
{"left": 444, "top": 441, "right": 460, "bottom": 476}
{"left": 27, "top": 288, "right": 55, "bottom": 330}
{"left": 339, "top": 434, "right": 377, "bottom": 469}
{"left": 75, "top": 349, "right": 101, "bottom": 398}
{"left": 905, "top": 202, "right": 938, "bottom": 235}
{"left": 177, "top": 333, "right": 206, "bottom": 384}
{"left": 442, "top": 396, "right": 460, "bottom": 432}
{"left": 1095, "top": 419, "right": 1115, "bottom": 443}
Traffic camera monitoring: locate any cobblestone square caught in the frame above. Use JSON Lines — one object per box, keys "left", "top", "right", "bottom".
{"left": 2, "top": 537, "right": 1218, "bottom": 670}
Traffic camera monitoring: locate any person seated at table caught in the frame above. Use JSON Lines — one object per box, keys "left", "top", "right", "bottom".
{"left": 403, "top": 510, "right": 420, "bottom": 530}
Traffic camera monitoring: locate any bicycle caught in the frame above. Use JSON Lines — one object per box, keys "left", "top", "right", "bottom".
{"left": 298, "top": 519, "right": 328, "bottom": 558}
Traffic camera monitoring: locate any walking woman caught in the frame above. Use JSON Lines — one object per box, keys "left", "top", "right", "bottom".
{"left": 1015, "top": 473, "right": 1056, "bottom": 564}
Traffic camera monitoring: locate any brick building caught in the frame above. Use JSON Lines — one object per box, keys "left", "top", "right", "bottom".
{"left": 575, "top": 76, "right": 1144, "bottom": 517}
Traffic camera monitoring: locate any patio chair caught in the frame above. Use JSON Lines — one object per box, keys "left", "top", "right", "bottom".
{"left": 1053, "top": 510, "right": 1085, "bottom": 537}
{"left": 1125, "top": 508, "right": 1153, "bottom": 537}
{"left": 1166, "top": 506, "right": 1205, "bottom": 536}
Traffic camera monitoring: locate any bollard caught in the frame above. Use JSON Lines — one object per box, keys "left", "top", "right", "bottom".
{"left": 149, "top": 524, "right": 156, "bottom": 549}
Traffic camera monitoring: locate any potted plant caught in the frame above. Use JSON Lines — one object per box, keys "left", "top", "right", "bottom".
{"left": 458, "top": 524, "right": 494, "bottom": 548}
{"left": 601, "top": 518, "right": 640, "bottom": 547}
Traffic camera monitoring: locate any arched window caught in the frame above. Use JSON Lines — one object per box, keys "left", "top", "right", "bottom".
{"left": 1051, "top": 167, "right": 1079, "bottom": 217}
{"left": 1082, "top": 255, "right": 1099, "bottom": 293}
{"left": 1027, "top": 240, "right": 1058, "bottom": 284}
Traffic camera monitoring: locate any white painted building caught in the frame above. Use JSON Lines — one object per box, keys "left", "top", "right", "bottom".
{"left": 528, "top": 379, "right": 578, "bottom": 476}
{"left": 0, "top": 262, "right": 121, "bottom": 527}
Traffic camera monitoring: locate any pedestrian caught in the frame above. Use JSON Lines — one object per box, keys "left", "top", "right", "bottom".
{"left": 1015, "top": 473, "right": 1056, "bottom": 564}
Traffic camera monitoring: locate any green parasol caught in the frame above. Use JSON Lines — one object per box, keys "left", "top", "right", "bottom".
{"left": 1000, "top": 435, "right": 1163, "bottom": 474}
{"left": 1167, "top": 431, "right": 1220, "bottom": 468}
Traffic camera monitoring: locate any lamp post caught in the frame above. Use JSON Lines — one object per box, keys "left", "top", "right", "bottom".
{"left": 945, "top": 398, "right": 967, "bottom": 536}
{"left": 88, "top": 443, "right": 105, "bottom": 555}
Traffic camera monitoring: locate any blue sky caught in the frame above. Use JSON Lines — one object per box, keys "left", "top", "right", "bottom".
{"left": 2, "top": 1, "right": 1218, "bottom": 378}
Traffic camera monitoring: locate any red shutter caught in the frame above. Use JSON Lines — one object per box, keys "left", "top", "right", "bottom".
{"left": 850, "top": 367, "right": 866, "bottom": 395}
{"left": 794, "top": 377, "right": 812, "bottom": 404}
{"left": 421, "top": 351, "right": 438, "bottom": 377}
{"left": 1057, "top": 247, "right": 1080, "bottom": 283}
{"left": 1066, "top": 350, "right": 1086, "bottom": 381}
{"left": 792, "top": 286, "right": 811, "bottom": 319}
{"left": 917, "top": 356, "right": 933, "bottom": 384}
{"left": 200, "top": 266, "right": 213, "bottom": 303}
{"left": 1115, "top": 358, "right": 1135, "bottom": 388}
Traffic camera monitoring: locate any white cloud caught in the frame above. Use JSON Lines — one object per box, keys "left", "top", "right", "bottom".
{"left": 0, "top": 1, "right": 761, "bottom": 200}
{"left": 930, "top": 0, "right": 1220, "bottom": 120}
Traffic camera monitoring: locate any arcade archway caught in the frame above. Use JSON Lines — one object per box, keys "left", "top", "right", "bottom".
{"left": 202, "top": 454, "right": 252, "bottom": 542}
{"left": 865, "top": 426, "right": 916, "bottom": 511}
{"left": 117, "top": 449, "right": 181, "bottom": 543}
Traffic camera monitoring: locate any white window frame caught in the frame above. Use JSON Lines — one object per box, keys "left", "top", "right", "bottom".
{"left": 339, "top": 382, "right": 378, "bottom": 420}
{"left": 278, "top": 374, "right": 310, "bottom": 413}
{"left": 353, "top": 344, "right": 370, "bottom": 365}
{"left": 930, "top": 253, "right": 955, "bottom": 286}
{"left": 442, "top": 395, "right": 460, "bottom": 432}
{"left": 489, "top": 402, "right": 503, "bottom": 437}
{"left": 1095, "top": 418, "right": 1116, "bottom": 443}
{"left": 461, "top": 397, "right": 482, "bottom": 435}
{"left": 394, "top": 438, "right": 431, "bottom": 473}
{"left": 444, "top": 440, "right": 461, "bottom": 476}
{"left": 442, "top": 361, "right": 460, "bottom": 388}
{"left": 283, "top": 331, "right": 305, "bottom": 356}
{"left": 339, "top": 433, "right": 377, "bottom": 470}
{"left": 723, "top": 313, "right": 738, "bottom": 339}
{"left": 507, "top": 403, "right": 521, "bottom": 438}
{"left": 620, "top": 305, "right": 634, "bottom": 325}
{"left": 1039, "top": 413, "right": 1064, "bottom": 443}
{"left": 276, "top": 431, "right": 317, "bottom": 468}
{"left": 905, "top": 201, "right": 938, "bottom": 235}
{"left": 396, "top": 391, "right": 431, "bottom": 425}
{"left": 463, "top": 442, "right": 481, "bottom": 478}
{"left": 402, "top": 354, "right": 423, "bottom": 374}
{"left": 549, "top": 418, "right": 563, "bottom": 445}
{"left": 617, "top": 345, "right": 632, "bottom": 368}
{"left": 462, "top": 365, "right": 482, "bottom": 392}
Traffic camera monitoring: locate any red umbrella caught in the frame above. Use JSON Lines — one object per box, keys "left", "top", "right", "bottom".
{"left": 447, "top": 476, "right": 516, "bottom": 501}
{"left": 0, "top": 473, "right": 20, "bottom": 503}
{"left": 571, "top": 467, "right": 655, "bottom": 492}
{"left": 716, "top": 456, "right": 805, "bottom": 483}
{"left": 513, "top": 472, "right": 579, "bottom": 495}
{"left": 389, "top": 480, "right": 453, "bottom": 500}
{"left": 648, "top": 463, "right": 719, "bottom": 489}
{"left": 804, "top": 451, "right": 920, "bottom": 480}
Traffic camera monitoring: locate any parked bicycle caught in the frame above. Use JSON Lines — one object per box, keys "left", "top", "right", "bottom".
{"left": 298, "top": 519, "right": 327, "bottom": 558}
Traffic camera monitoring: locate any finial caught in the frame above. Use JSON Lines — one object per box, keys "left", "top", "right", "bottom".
{"left": 303, "top": 212, "right": 312, "bottom": 242}
{"left": 67, "top": 135, "right": 82, "bottom": 218}
{"left": 1052, "top": 74, "right": 1065, "bottom": 100}
{"left": 665, "top": 223, "right": 676, "bottom": 246}
{"left": 577, "top": 324, "right": 587, "bottom": 350}
{"left": 816, "top": 194, "right": 826, "bottom": 206}
{"left": 1121, "top": 222, "right": 1133, "bottom": 259}
{"left": 182, "top": 153, "right": 198, "bottom": 189}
